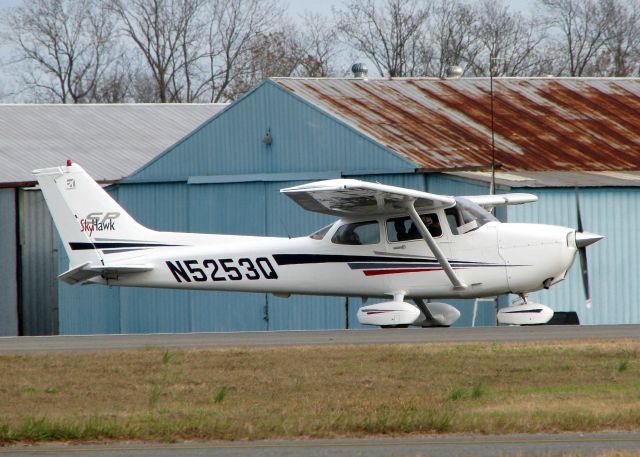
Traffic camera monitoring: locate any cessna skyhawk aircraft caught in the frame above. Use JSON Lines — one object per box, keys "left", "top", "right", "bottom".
{"left": 34, "top": 162, "right": 603, "bottom": 327}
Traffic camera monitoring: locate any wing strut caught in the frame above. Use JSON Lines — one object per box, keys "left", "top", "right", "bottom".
{"left": 406, "top": 202, "right": 467, "bottom": 290}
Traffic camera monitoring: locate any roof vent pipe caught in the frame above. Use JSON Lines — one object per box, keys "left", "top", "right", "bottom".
{"left": 445, "top": 65, "right": 463, "bottom": 79}
{"left": 351, "top": 63, "right": 368, "bottom": 79}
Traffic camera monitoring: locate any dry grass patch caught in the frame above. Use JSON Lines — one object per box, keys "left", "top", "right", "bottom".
{"left": 0, "top": 340, "right": 639, "bottom": 443}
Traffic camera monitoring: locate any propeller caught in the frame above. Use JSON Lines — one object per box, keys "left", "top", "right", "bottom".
{"left": 574, "top": 189, "right": 604, "bottom": 309}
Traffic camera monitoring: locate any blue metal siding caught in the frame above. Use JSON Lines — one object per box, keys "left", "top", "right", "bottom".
{"left": 116, "top": 182, "right": 189, "bottom": 231}
{"left": 427, "top": 174, "right": 489, "bottom": 196}
{"left": 129, "top": 81, "right": 414, "bottom": 183}
{"left": 187, "top": 182, "right": 268, "bottom": 331}
{"left": 189, "top": 290, "right": 267, "bottom": 332}
{"left": 188, "top": 182, "right": 266, "bottom": 235}
{"left": 119, "top": 288, "right": 192, "bottom": 333}
{"left": 57, "top": 273, "right": 121, "bottom": 334}
{"left": 508, "top": 187, "right": 639, "bottom": 325}
{"left": 19, "top": 190, "right": 58, "bottom": 335}
{"left": 0, "top": 188, "right": 18, "bottom": 336}
{"left": 268, "top": 295, "right": 345, "bottom": 330}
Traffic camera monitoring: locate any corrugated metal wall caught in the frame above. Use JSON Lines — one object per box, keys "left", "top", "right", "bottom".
{"left": 0, "top": 188, "right": 18, "bottom": 336}
{"left": 508, "top": 187, "right": 639, "bottom": 325}
{"left": 128, "top": 81, "right": 415, "bottom": 183}
{"left": 19, "top": 189, "right": 58, "bottom": 335}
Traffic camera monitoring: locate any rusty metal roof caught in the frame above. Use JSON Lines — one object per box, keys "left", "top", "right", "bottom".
{"left": 273, "top": 77, "right": 640, "bottom": 173}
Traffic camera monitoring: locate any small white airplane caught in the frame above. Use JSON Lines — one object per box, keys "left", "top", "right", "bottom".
{"left": 34, "top": 162, "right": 603, "bottom": 328}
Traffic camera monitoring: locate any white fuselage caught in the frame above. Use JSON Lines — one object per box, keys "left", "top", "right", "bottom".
{"left": 96, "top": 216, "right": 578, "bottom": 300}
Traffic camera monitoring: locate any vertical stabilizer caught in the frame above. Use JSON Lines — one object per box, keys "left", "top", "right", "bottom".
{"left": 33, "top": 162, "right": 152, "bottom": 268}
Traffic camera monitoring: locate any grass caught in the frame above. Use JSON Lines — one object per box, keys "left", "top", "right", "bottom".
{"left": 0, "top": 340, "right": 639, "bottom": 444}
{"left": 212, "top": 386, "right": 228, "bottom": 404}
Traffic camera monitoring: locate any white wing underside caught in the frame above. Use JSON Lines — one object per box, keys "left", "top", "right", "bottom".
{"left": 281, "top": 179, "right": 537, "bottom": 216}
{"left": 281, "top": 179, "right": 456, "bottom": 216}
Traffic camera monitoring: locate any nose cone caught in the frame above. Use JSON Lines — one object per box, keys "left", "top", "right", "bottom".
{"left": 575, "top": 231, "right": 604, "bottom": 249}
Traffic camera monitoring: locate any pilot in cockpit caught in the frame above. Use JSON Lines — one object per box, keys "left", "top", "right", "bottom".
{"left": 395, "top": 219, "right": 409, "bottom": 241}
{"left": 407, "top": 214, "right": 442, "bottom": 238}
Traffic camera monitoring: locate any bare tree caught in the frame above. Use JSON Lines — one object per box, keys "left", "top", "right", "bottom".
{"left": 111, "top": 0, "right": 206, "bottom": 103}
{"left": 228, "top": 28, "right": 304, "bottom": 98}
{"left": 599, "top": 0, "right": 640, "bottom": 76}
{"left": 4, "top": 0, "right": 120, "bottom": 103}
{"left": 195, "top": 0, "right": 284, "bottom": 102}
{"left": 470, "top": 0, "right": 547, "bottom": 76}
{"left": 427, "top": 0, "right": 479, "bottom": 77}
{"left": 297, "top": 12, "right": 341, "bottom": 77}
{"left": 334, "top": 0, "right": 432, "bottom": 77}
{"left": 540, "top": 0, "right": 616, "bottom": 76}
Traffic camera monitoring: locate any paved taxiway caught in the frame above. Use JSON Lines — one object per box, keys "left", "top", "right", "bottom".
{"left": 0, "top": 324, "right": 638, "bottom": 354}
{"left": 2, "top": 433, "right": 640, "bottom": 456}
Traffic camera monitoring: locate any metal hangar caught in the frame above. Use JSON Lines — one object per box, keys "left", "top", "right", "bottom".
{"left": 4, "top": 77, "right": 639, "bottom": 334}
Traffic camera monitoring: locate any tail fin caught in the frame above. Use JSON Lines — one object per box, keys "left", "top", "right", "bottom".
{"left": 33, "top": 162, "right": 152, "bottom": 269}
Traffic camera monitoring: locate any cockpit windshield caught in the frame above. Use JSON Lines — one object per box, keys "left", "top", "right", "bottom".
{"left": 445, "top": 197, "right": 498, "bottom": 235}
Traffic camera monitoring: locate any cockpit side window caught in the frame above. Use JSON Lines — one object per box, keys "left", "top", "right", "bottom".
{"left": 332, "top": 221, "right": 380, "bottom": 245}
{"left": 386, "top": 213, "right": 442, "bottom": 241}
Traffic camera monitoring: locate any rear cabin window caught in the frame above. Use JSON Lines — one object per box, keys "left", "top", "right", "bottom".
{"left": 332, "top": 221, "right": 380, "bottom": 245}
{"left": 309, "top": 224, "right": 333, "bottom": 240}
{"left": 386, "top": 213, "right": 442, "bottom": 241}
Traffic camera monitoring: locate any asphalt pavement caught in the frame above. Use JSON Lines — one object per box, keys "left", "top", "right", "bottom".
{"left": 0, "top": 324, "right": 638, "bottom": 354}
{"left": 2, "top": 432, "right": 640, "bottom": 457}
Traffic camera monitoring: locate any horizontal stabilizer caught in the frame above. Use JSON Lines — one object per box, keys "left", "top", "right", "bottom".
{"left": 59, "top": 262, "right": 154, "bottom": 285}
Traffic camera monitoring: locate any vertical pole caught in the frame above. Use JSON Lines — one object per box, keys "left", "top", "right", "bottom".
{"left": 264, "top": 294, "right": 269, "bottom": 331}
{"left": 490, "top": 53, "right": 496, "bottom": 197}
{"left": 345, "top": 296, "right": 349, "bottom": 329}
{"left": 490, "top": 54, "right": 499, "bottom": 326}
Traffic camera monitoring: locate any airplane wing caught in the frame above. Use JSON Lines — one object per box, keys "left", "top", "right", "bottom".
{"left": 59, "top": 262, "right": 154, "bottom": 285}
{"left": 463, "top": 193, "right": 538, "bottom": 208}
{"left": 281, "top": 179, "right": 456, "bottom": 216}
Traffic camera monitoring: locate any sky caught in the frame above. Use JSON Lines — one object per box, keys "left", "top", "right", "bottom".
{"left": 0, "top": 0, "right": 537, "bottom": 17}
{"left": 288, "top": 0, "right": 535, "bottom": 17}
